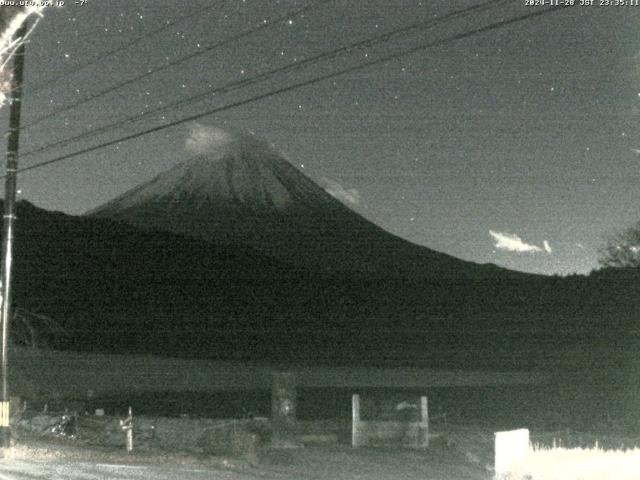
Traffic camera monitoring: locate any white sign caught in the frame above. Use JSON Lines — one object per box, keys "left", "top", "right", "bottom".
{"left": 494, "top": 428, "right": 530, "bottom": 478}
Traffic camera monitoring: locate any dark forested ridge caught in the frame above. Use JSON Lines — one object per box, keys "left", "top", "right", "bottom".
{"left": 5, "top": 201, "right": 639, "bottom": 372}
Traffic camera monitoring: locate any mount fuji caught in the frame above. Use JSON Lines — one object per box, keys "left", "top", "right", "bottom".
{"left": 9, "top": 129, "right": 633, "bottom": 367}
{"left": 88, "top": 127, "right": 517, "bottom": 279}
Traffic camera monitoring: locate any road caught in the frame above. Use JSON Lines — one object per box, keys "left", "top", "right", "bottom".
{"left": 0, "top": 459, "right": 248, "bottom": 480}
{"left": 0, "top": 443, "right": 489, "bottom": 480}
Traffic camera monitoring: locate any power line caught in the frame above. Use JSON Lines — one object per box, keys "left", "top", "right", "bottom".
{"left": 28, "top": 2, "right": 223, "bottom": 95}
{"left": 12, "top": 5, "right": 569, "bottom": 177}
{"left": 22, "top": 0, "right": 507, "bottom": 158}
{"left": 22, "top": 0, "right": 333, "bottom": 130}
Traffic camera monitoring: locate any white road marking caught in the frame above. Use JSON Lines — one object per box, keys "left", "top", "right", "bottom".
{"left": 96, "top": 463, "right": 149, "bottom": 469}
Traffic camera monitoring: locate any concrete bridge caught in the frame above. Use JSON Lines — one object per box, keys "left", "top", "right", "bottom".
{"left": 8, "top": 347, "right": 548, "bottom": 400}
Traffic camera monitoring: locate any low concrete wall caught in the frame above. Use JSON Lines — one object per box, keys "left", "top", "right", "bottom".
{"left": 354, "top": 420, "right": 429, "bottom": 447}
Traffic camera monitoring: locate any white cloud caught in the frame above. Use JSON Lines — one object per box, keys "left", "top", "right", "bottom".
{"left": 319, "top": 177, "right": 361, "bottom": 205}
{"left": 489, "top": 230, "right": 551, "bottom": 254}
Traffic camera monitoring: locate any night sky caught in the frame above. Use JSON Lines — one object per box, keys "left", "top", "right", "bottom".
{"left": 2, "top": 0, "right": 639, "bottom": 276}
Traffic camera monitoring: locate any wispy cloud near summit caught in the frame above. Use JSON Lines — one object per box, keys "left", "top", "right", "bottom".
{"left": 185, "top": 123, "right": 236, "bottom": 155}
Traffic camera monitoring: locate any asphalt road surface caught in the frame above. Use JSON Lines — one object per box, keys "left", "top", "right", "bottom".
{"left": 0, "top": 443, "right": 489, "bottom": 480}
{"left": 0, "top": 459, "right": 248, "bottom": 480}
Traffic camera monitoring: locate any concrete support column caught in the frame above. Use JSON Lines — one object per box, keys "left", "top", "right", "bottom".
{"left": 351, "top": 393, "right": 361, "bottom": 447}
{"left": 271, "top": 371, "right": 300, "bottom": 448}
{"left": 419, "top": 395, "right": 429, "bottom": 448}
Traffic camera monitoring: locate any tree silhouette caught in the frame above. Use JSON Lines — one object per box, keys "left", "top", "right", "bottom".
{"left": 599, "top": 221, "right": 640, "bottom": 268}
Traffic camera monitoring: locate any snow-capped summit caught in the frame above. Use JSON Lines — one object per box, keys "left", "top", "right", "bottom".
{"left": 89, "top": 126, "right": 513, "bottom": 278}
{"left": 89, "top": 126, "right": 366, "bottom": 266}
{"left": 94, "top": 126, "right": 333, "bottom": 216}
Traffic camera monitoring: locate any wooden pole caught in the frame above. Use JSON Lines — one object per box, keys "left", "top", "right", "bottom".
{"left": 0, "top": 20, "right": 27, "bottom": 449}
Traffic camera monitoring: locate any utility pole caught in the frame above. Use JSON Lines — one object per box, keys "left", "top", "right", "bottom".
{"left": 0, "top": 20, "right": 27, "bottom": 448}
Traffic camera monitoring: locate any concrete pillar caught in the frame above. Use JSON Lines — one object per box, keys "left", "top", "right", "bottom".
{"left": 419, "top": 395, "right": 429, "bottom": 448}
{"left": 351, "top": 394, "right": 361, "bottom": 447}
{"left": 271, "top": 371, "right": 299, "bottom": 448}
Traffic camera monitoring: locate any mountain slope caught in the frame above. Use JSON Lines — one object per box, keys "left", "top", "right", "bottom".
{"left": 88, "top": 128, "right": 523, "bottom": 280}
